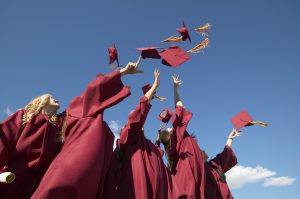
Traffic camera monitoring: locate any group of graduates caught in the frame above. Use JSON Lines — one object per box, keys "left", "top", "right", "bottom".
{"left": 0, "top": 58, "right": 240, "bottom": 199}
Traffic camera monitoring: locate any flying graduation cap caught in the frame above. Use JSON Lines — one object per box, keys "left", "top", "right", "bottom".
{"left": 161, "top": 21, "right": 191, "bottom": 43}
{"left": 136, "top": 47, "right": 162, "bottom": 59}
{"left": 231, "top": 110, "right": 268, "bottom": 130}
{"left": 108, "top": 43, "right": 120, "bottom": 68}
{"left": 142, "top": 84, "right": 166, "bottom": 101}
{"left": 176, "top": 21, "right": 191, "bottom": 43}
{"left": 158, "top": 108, "right": 173, "bottom": 123}
{"left": 159, "top": 46, "right": 191, "bottom": 67}
{"left": 136, "top": 46, "right": 191, "bottom": 67}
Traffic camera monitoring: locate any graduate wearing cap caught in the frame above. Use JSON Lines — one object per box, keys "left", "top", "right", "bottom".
{"left": 30, "top": 60, "right": 142, "bottom": 199}
{"left": 203, "top": 129, "right": 240, "bottom": 199}
{"left": 157, "top": 75, "right": 205, "bottom": 199}
{"left": 103, "top": 69, "right": 172, "bottom": 199}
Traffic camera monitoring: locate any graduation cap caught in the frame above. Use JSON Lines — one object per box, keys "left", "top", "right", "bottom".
{"left": 159, "top": 46, "right": 191, "bottom": 67}
{"left": 176, "top": 21, "right": 191, "bottom": 43}
{"left": 108, "top": 43, "right": 120, "bottom": 67}
{"left": 142, "top": 84, "right": 166, "bottom": 101}
{"left": 136, "top": 47, "right": 162, "bottom": 59}
{"left": 231, "top": 110, "right": 268, "bottom": 130}
{"left": 158, "top": 108, "right": 173, "bottom": 123}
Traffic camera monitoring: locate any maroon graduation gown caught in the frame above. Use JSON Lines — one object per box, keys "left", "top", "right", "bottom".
{"left": 170, "top": 106, "right": 205, "bottom": 199}
{"left": 205, "top": 146, "right": 237, "bottom": 199}
{"left": 31, "top": 71, "right": 130, "bottom": 199}
{"left": 0, "top": 110, "right": 64, "bottom": 199}
{"left": 103, "top": 96, "right": 172, "bottom": 199}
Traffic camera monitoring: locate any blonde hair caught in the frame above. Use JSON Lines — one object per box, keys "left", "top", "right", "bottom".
{"left": 22, "top": 94, "right": 58, "bottom": 126}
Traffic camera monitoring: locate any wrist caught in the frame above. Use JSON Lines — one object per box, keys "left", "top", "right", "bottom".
{"left": 120, "top": 69, "right": 127, "bottom": 76}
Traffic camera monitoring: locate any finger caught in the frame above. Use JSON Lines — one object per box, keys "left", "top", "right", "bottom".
{"left": 136, "top": 56, "right": 142, "bottom": 67}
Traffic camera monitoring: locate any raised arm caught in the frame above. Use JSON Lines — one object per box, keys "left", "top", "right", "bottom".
{"left": 226, "top": 128, "right": 241, "bottom": 147}
{"left": 68, "top": 57, "right": 143, "bottom": 118}
{"left": 144, "top": 69, "right": 160, "bottom": 102}
{"left": 172, "top": 74, "right": 183, "bottom": 107}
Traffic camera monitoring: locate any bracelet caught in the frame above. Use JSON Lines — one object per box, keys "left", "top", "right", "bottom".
{"left": 228, "top": 137, "right": 233, "bottom": 140}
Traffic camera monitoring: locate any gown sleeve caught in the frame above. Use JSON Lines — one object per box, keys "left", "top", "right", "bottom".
{"left": 210, "top": 145, "right": 237, "bottom": 173}
{"left": 0, "top": 110, "right": 23, "bottom": 173}
{"left": 171, "top": 106, "right": 193, "bottom": 143}
{"left": 118, "top": 96, "right": 151, "bottom": 149}
{"left": 67, "top": 71, "right": 131, "bottom": 118}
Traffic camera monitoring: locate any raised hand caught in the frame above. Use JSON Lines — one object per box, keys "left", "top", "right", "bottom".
{"left": 120, "top": 56, "right": 143, "bottom": 76}
{"left": 228, "top": 129, "right": 242, "bottom": 140}
{"left": 226, "top": 128, "right": 241, "bottom": 147}
{"left": 172, "top": 74, "right": 182, "bottom": 89}
{"left": 153, "top": 69, "right": 160, "bottom": 88}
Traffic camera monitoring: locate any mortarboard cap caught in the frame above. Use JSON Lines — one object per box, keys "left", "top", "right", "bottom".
{"left": 136, "top": 47, "right": 162, "bottom": 59}
{"left": 158, "top": 108, "right": 173, "bottom": 123}
{"left": 176, "top": 21, "right": 191, "bottom": 43}
{"left": 159, "top": 46, "right": 191, "bottom": 67}
{"left": 108, "top": 44, "right": 119, "bottom": 66}
{"left": 142, "top": 84, "right": 166, "bottom": 101}
{"left": 231, "top": 110, "right": 268, "bottom": 130}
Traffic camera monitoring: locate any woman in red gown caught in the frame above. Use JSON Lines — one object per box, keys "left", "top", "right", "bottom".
{"left": 158, "top": 75, "right": 205, "bottom": 199}
{"left": 203, "top": 129, "right": 240, "bottom": 199}
{"left": 104, "top": 69, "right": 172, "bottom": 199}
{"left": 0, "top": 94, "right": 63, "bottom": 199}
{"left": 31, "top": 61, "right": 143, "bottom": 199}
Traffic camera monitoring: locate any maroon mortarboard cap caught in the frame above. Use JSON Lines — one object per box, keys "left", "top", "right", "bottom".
{"left": 231, "top": 110, "right": 253, "bottom": 130}
{"left": 108, "top": 44, "right": 119, "bottom": 66}
{"left": 176, "top": 21, "right": 191, "bottom": 43}
{"left": 158, "top": 108, "right": 173, "bottom": 123}
{"left": 136, "top": 47, "right": 162, "bottom": 59}
{"left": 159, "top": 46, "right": 191, "bottom": 67}
{"left": 231, "top": 110, "right": 268, "bottom": 130}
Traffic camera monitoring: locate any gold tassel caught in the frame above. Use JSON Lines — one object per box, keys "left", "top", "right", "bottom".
{"left": 187, "top": 38, "right": 209, "bottom": 53}
{"left": 195, "top": 23, "right": 211, "bottom": 37}
{"left": 249, "top": 121, "right": 268, "bottom": 127}
{"left": 161, "top": 35, "right": 183, "bottom": 43}
{"left": 155, "top": 95, "right": 167, "bottom": 101}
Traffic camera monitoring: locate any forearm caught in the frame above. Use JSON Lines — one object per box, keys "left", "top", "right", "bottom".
{"left": 145, "top": 85, "right": 158, "bottom": 102}
{"left": 226, "top": 138, "right": 233, "bottom": 147}
{"left": 174, "top": 87, "right": 183, "bottom": 107}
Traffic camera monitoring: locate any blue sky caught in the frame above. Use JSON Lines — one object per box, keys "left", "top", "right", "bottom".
{"left": 1, "top": 0, "right": 299, "bottom": 198}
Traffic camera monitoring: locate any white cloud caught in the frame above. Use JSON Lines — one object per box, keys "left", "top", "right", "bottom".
{"left": 263, "top": 176, "right": 296, "bottom": 187}
{"left": 3, "top": 106, "right": 14, "bottom": 116}
{"left": 108, "top": 120, "right": 123, "bottom": 150}
{"left": 109, "top": 120, "right": 122, "bottom": 134}
{"left": 226, "top": 165, "right": 276, "bottom": 189}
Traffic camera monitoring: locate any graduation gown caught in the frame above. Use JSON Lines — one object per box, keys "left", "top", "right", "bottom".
{"left": 103, "top": 96, "right": 172, "bottom": 199}
{"left": 31, "top": 71, "right": 130, "bottom": 199}
{"left": 205, "top": 146, "right": 237, "bottom": 199}
{"left": 0, "top": 110, "right": 64, "bottom": 199}
{"left": 170, "top": 106, "right": 205, "bottom": 199}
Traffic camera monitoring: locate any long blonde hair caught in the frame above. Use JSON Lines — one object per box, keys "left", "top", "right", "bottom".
{"left": 22, "top": 94, "right": 57, "bottom": 126}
